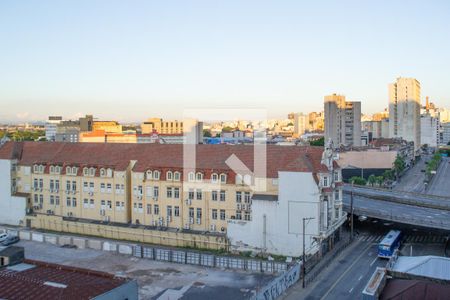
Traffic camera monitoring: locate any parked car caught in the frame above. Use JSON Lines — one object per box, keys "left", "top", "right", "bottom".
{"left": 1, "top": 235, "right": 20, "bottom": 246}
{"left": 0, "top": 231, "right": 9, "bottom": 243}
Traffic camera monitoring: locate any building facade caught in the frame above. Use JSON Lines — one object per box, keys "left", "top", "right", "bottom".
{"left": 420, "top": 115, "right": 440, "bottom": 148}
{"left": 388, "top": 77, "right": 421, "bottom": 154}
{"left": 0, "top": 142, "right": 345, "bottom": 256}
{"left": 293, "top": 113, "right": 308, "bottom": 138}
{"left": 44, "top": 116, "right": 62, "bottom": 142}
{"left": 324, "top": 94, "right": 361, "bottom": 147}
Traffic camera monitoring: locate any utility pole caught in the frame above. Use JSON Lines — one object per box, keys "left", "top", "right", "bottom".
{"left": 350, "top": 183, "right": 354, "bottom": 241}
{"left": 302, "top": 217, "right": 314, "bottom": 288}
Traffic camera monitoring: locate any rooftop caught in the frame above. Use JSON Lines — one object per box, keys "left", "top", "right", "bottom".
{"left": 392, "top": 256, "right": 450, "bottom": 281}
{"left": 0, "top": 259, "right": 132, "bottom": 300}
{"left": 0, "top": 141, "right": 332, "bottom": 178}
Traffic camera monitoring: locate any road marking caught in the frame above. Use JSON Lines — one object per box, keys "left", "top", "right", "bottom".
{"left": 358, "top": 275, "right": 363, "bottom": 281}
{"left": 349, "top": 287, "right": 354, "bottom": 293}
{"left": 320, "top": 243, "right": 372, "bottom": 300}
{"left": 370, "top": 257, "right": 377, "bottom": 267}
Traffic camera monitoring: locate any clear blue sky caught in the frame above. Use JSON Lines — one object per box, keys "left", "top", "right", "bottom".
{"left": 1, "top": 0, "right": 449, "bottom": 123}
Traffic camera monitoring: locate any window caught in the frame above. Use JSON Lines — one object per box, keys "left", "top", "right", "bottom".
{"left": 174, "top": 206, "right": 180, "bottom": 217}
{"left": 83, "top": 199, "right": 89, "bottom": 208}
{"left": 188, "top": 189, "right": 194, "bottom": 200}
{"left": 89, "top": 182, "right": 94, "bottom": 192}
{"left": 174, "top": 171, "right": 181, "bottom": 181}
{"left": 220, "top": 209, "right": 226, "bottom": 220}
{"left": 89, "top": 199, "right": 94, "bottom": 208}
{"left": 83, "top": 168, "right": 89, "bottom": 176}
{"left": 153, "top": 170, "right": 160, "bottom": 180}
{"left": 39, "top": 178, "right": 43, "bottom": 188}
{"left": 116, "top": 184, "right": 121, "bottom": 194}
{"left": 211, "top": 173, "right": 219, "bottom": 183}
{"left": 323, "top": 176, "right": 328, "bottom": 187}
{"left": 83, "top": 181, "right": 88, "bottom": 192}
{"left": 244, "top": 212, "right": 251, "bottom": 221}
{"left": 153, "top": 186, "right": 159, "bottom": 198}
{"left": 212, "top": 209, "right": 218, "bottom": 220}
{"left": 137, "top": 185, "right": 143, "bottom": 196}
{"left": 55, "top": 196, "right": 60, "bottom": 205}
{"left": 146, "top": 170, "right": 153, "bottom": 180}
{"left": 101, "top": 200, "right": 106, "bottom": 208}
{"left": 154, "top": 204, "right": 159, "bottom": 215}
{"left": 167, "top": 205, "right": 172, "bottom": 216}
{"left": 196, "top": 208, "right": 202, "bottom": 218}
{"left": 39, "top": 194, "right": 43, "bottom": 204}
{"left": 72, "top": 167, "right": 77, "bottom": 175}
{"left": 34, "top": 194, "right": 38, "bottom": 203}
{"left": 50, "top": 166, "right": 55, "bottom": 173}
{"left": 147, "top": 204, "right": 151, "bottom": 214}
{"left": 166, "top": 171, "right": 173, "bottom": 181}
{"left": 236, "top": 174, "right": 243, "bottom": 184}
{"left": 100, "top": 168, "right": 106, "bottom": 177}
{"left": 72, "top": 181, "right": 76, "bottom": 191}
{"left": 196, "top": 189, "right": 202, "bottom": 200}
{"left": 196, "top": 172, "right": 203, "bottom": 182}
{"left": 188, "top": 172, "right": 195, "bottom": 182}
{"left": 55, "top": 180, "right": 60, "bottom": 191}
{"left": 101, "top": 183, "right": 106, "bottom": 193}
{"left": 174, "top": 187, "right": 180, "bottom": 199}
{"left": 50, "top": 195, "right": 55, "bottom": 205}
{"left": 66, "top": 166, "right": 71, "bottom": 175}
{"left": 107, "top": 200, "right": 112, "bottom": 209}
{"left": 33, "top": 178, "right": 38, "bottom": 189}
{"left": 236, "top": 192, "right": 242, "bottom": 203}
{"left": 236, "top": 211, "right": 242, "bottom": 220}
{"left": 166, "top": 187, "right": 173, "bottom": 198}
{"left": 220, "top": 173, "right": 227, "bottom": 183}
{"left": 335, "top": 190, "right": 340, "bottom": 201}
{"left": 89, "top": 168, "right": 95, "bottom": 176}
{"left": 244, "top": 192, "right": 251, "bottom": 203}
{"left": 50, "top": 180, "right": 54, "bottom": 191}
{"left": 334, "top": 171, "right": 339, "bottom": 181}
{"left": 189, "top": 208, "right": 194, "bottom": 218}
{"left": 106, "top": 183, "right": 112, "bottom": 193}
{"left": 72, "top": 198, "right": 77, "bottom": 207}
{"left": 220, "top": 190, "right": 226, "bottom": 202}
{"left": 211, "top": 190, "right": 218, "bottom": 201}
{"left": 66, "top": 197, "right": 71, "bottom": 207}
{"left": 66, "top": 180, "right": 71, "bottom": 191}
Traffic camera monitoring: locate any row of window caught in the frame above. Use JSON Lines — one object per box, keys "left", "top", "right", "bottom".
{"left": 33, "top": 164, "right": 114, "bottom": 178}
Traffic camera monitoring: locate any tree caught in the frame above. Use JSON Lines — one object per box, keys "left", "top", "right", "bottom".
{"left": 310, "top": 137, "right": 325, "bottom": 147}
{"left": 393, "top": 155, "right": 406, "bottom": 180}
{"left": 368, "top": 174, "right": 377, "bottom": 187}
{"left": 382, "top": 169, "right": 394, "bottom": 180}
{"left": 349, "top": 176, "right": 367, "bottom": 186}
{"left": 375, "top": 176, "right": 384, "bottom": 186}
{"left": 203, "top": 129, "right": 212, "bottom": 138}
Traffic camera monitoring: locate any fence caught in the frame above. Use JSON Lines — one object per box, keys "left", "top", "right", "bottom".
{"left": 251, "top": 263, "right": 301, "bottom": 300}
{"left": 1, "top": 226, "right": 288, "bottom": 274}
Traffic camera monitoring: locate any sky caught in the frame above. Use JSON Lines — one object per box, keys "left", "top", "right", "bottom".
{"left": 1, "top": 0, "right": 450, "bottom": 123}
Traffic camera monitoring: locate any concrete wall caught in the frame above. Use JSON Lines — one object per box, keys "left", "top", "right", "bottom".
{"left": 227, "top": 172, "right": 320, "bottom": 257}
{"left": 0, "top": 159, "right": 27, "bottom": 225}
{"left": 27, "top": 214, "right": 228, "bottom": 251}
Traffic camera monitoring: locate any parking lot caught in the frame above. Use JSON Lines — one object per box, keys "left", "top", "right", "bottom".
{"left": 16, "top": 240, "right": 275, "bottom": 300}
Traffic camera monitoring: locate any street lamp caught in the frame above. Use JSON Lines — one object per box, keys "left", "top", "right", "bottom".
{"left": 302, "top": 216, "right": 315, "bottom": 288}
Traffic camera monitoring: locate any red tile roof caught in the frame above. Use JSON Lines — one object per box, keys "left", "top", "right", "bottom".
{"left": 0, "top": 141, "right": 331, "bottom": 178}
{"left": 0, "top": 259, "right": 132, "bottom": 300}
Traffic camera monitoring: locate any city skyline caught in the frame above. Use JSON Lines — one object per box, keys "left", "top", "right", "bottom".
{"left": 1, "top": 1, "right": 450, "bottom": 122}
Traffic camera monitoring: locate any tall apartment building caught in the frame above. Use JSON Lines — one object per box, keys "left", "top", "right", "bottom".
{"left": 0, "top": 141, "right": 345, "bottom": 257}
{"left": 420, "top": 115, "right": 440, "bottom": 148}
{"left": 324, "top": 94, "right": 361, "bottom": 147}
{"left": 141, "top": 118, "right": 203, "bottom": 143}
{"left": 293, "top": 113, "right": 308, "bottom": 138}
{"left": 388, "top": 77, "right": 421, "bottom": 153}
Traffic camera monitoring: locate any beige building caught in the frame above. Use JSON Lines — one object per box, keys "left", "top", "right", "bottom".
{"left": 388, "top": 77, "right": 421, "bottom": 154}
{"left": 293, "top": 113, "right": 308, "bottom": 138}
{"left": 92, "top": 121, "right": 123, "bottom": 134}
{"left": 324, "top": 94, "right": 361, "bottom": 147}
{"left": 141, "top": 118, "right": 203, "bottom": 143}
{"left": 0, "top": 141, "right": 345, "bottom": 256}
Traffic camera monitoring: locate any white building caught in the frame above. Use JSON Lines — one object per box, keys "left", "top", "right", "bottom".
{"left": 227, "top": 141, "right": 346, "bottom": 257}
{"left": 324, "top": 94, "right": 361, "bottom": 148}
{"left": 420, "top": 115, "right": 440, "bottom": 148}
{"left": 388, "top": 77, "right": 421, "bottom": 154}
{"left": 442, "top": 123, "right": 450, "bottom": 145}
{"left": 44, "top": 116, "right": 63, "bottom": 142}
{"left": 293, "top": 113, "right": 308, "bottom": 138}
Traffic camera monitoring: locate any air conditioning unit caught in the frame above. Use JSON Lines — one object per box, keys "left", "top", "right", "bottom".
{"left": 196, "top": 218, "right": 201, "bottom": 224}
{"left": 88, "top": 191, "right": 93, "bottom": 196}
{"left": 189, "top": 217, "right": 194, "bottom": 224}
{"left": 210, "top": 224, "right": 216, "bottom": 231}
{"left": 137, "top": 195, "right": 142, "bottom": 200}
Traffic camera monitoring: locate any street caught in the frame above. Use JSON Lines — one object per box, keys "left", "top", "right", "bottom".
{"left": 427, "top": 157, "right": 450, "bottom": 197}
{"left": 283, "top": 239, "right": 386, "bottom": 300}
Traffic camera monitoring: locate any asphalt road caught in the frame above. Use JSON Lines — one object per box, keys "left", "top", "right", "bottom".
{"left": 283, "top": 240, "right": 385, "bottom": 300}
{"left": 427, "top": 157, "right": 450, "bottom": 197}
{"left": 343, "top": 194, "right": 450, "bottom": 230}
{"left": 394, "top": 155, "right": 429, "bottom": 193}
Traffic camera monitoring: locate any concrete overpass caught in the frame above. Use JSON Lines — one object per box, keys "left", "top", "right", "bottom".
{"left": 342, "top": 186, "right": 450, "bottom": 231}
